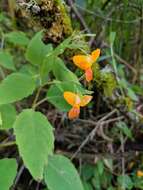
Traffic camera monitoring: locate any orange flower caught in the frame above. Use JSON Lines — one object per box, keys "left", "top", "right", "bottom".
{"left": 72, "top": 49, "right": 100, "bottom": 82}
{"left": 63, "top": 91, "right": 92, "bottom": 119}
{"left": 137, "top": 170, "right": 143, "bottom": 177}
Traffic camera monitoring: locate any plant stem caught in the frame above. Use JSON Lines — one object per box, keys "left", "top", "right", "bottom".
{"left": 33, "top": 97, "right": 48, "bottom": 108}
{"left": 32, "top": 86, "right": 42, "bottom": 109}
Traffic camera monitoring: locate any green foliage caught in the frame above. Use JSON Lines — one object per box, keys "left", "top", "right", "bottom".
{"left": 81, "top": 160, "right": 113, "bottom": 190}
{"left": 19, "top": 64, "right": 38, "bottom": 77}
{"left": 0, "top": 104, "right": 17, "bottom": 129}
{"left": 0, "top": 51, "right": 16, "bottom": 71}
{"left": 14, "top": 109, "right": 54, "bottom": 180}
{"left": 93, "top": 63, "right": 117, "bottom": 97}
{"left": 52, "top": 57, "right": 79, "bottom": 83}
{"left": 47, "top": 81, "right": 91, "bottom": 111}
{"left": 44, "top": 154, "right": 84, "bottom": 190}
{"left": 119, "top": 79, "right": 138, "bottom": 101}
{"left": 133, "top": 175, "right": 143, "bottom": 189}
{"left": 116, "top": 121, "right": 133, "bottom": 139}
{"left": 117, "top": 175, "right": 133, "bottom": 190}
{"left": 0, "top": 158, "right": 17, "bottom": 190}
{"left": 5, "top": 31, "right": 29, "bottom": 46}
{"left": 82, "top": 181, "right": 93, "bottom": 190}
{"left": 0, "top": 30, "right": 96, "bottom": 187}
{"left": 81, "top": 164, "right": 95, "bottom": 181}
{"left": 26, "top": 31, "right": 53, "bottom": 66}
{"left": 0, "top": 73, "right": 36, "bottom": 105}
{"left": 101, "top": 71, "right": 117, "bottom": 97}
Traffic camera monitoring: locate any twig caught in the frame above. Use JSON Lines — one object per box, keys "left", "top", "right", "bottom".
{"left": 99, "top": 123, "right": 113, "bottom": 142}
{"left": 67, "top": 0, "right": 95, "bottom": 46}
{"left": 36, "top": 182, "right": 40, "bottom": 190}
{"left": 57, "top": 150, "right": 136, "bottom": 163}
{"left": 71, "top": 109, "right": 117, "bottom": 159}
{"left": 77, "top": 116, "right": 124, "bottom": 126}
{"left": 0, "top": 141, "right": 16, "bottom": 148}
{"left": 33, "top": 97, "right": 48, "bottom": 108}
{"left": 76, "top": 3, "right": 143, "bottom": 23}
{"left": 14, "top": 165, "right": 25, "bottom": 188}
{"left": 67, "top": 0, "right": 90, "bottom": 33}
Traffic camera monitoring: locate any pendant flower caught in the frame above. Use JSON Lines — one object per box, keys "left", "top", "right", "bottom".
{"left": 63, "top": 91, "right": 92, "bottom": 119}
{"left": 72, "top": 49, "right": 100, "bottom": 82}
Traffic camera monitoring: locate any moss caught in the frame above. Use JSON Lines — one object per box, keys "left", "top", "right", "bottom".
{"left": 38, "top": 0, "right": 73, "bottom": 43}
{"left": 93, "top": 64, "right": 117, "bottom": 97}
{"left": 54, "top": 0, "right": 73, "bottom": 35}
{"left": 18, "top": 0, "right": 73, "bottom": 43}
{"left": 114, "top": 96, "right": 133, "bottom": 111}
{"left": 124, "top": 97, "right": 133, "bottom": 111}
{"left": 101, "top": 72, "right": 117, "bottom": 97}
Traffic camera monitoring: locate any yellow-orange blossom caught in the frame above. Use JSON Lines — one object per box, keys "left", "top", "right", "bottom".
{"left": 63, "top": 91, "right": 92, "bottom": 119}
{"left": 72, "top": 49, "right": 100, "bottom": 82}
{"left": 137, "top": 170, "right": 143, "bottom": 177}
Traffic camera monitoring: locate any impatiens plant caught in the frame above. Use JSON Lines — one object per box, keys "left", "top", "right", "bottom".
{"left": 0, "top": 30, "right": 117, "bottom": 189}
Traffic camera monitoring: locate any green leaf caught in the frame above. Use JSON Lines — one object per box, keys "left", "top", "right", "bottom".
{"left": 97, "top": 160, "right": 104, "bottom": 175}
{"left": 81, "top": 164, "right": 95, "bottom": 180}
{"left": 82, "top": 180, "right": 93, "bottom": 190}
{"left": 92, "top": 175, "right": 101, "bottom": 190}
{"left": 118, "top": 79, "right": 138, "bottom": 101}
{"left": 26, "top": 31, "right": 53, "bottom": 65}
{"left": 47, "top": 81, "right": 91, "bottom": 111}
{"left": 103, "top": 158, "right": 113, "bottom": 171}
{"left": 5, "top": 31, "right": 29, "bottom": 46}
{"left": 0, "top": 51, "right": 16, "bottom": 71}
{"left": 40, "top": 55, "right": 54, "bottom": 84}
{"left": 44, "top": 154, "right": 84, "bottom": 190}
{"left": 101, "top": 171, "right": 113, "bottom": 188}
{"left": 131, "top": 84, "right": 143, "bottom": 96}
{"left": 0, "top": 158, "right": 17, "bottom": 190}
{"left": 127, "top": 87, "right": 138, "bottom": 101}
{"left": 19, "top": 64, "right": 38, "bottom": 77}
{"left": 14, "top": 109, "right": 54, "bottom": 180}
{"left": 0, "top": 73, "right": 35, "bottom": 105}
{"left": 0, "top": 13, "right": 7, "bottom": 22}
{"left": 109, "top": 32, "right": 116, "bottom": 45}
{"left": 134, "top": 174, "right": 143, "bottom": 189}
{"left": 117, "top": 175, "right": 133, "bottom": 190}
{"left": 116, "top": 121, "right": 133, "bottom": 139}
{"left": 0, "top": 104, "right": 17, "bottom": 129}
{"left": 107, "top": 187, "right": 115, "bottom": 190}
{"left": 52, "top": 57, "right": 79, "bottom": 83}
{"left": 53, "top": 37, "right": 72, "bottom": 56}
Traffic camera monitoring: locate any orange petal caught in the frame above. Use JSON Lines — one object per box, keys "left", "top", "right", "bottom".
{"left": 63, "top": 91, "right": 81, "bottom": 106}
{"left": 91, "top": 49, "right": 100, "bottom": 62}
{"left": 73, "top": 55, "right": 92, "bottom": 70}
{"left": 85, "top": 68, "right": 93, "bottom": 82}
{"left": 137, "top": 170, "right": 143, "bottom": 177}
{"left": 80, "top": 95, "right": 92, "bottom": 107}
{"left": 68, "top": 106, "right": 80, "bottom": 119}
